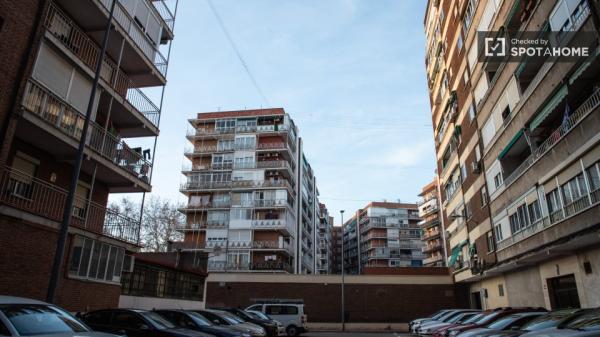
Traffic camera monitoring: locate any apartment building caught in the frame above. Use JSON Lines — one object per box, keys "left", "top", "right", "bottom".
{"left": 177, "top": 108, "right": 325, "bottom": 274}
{"left": 0, "top": 0, "right": 177, "bottom": 311}
{"left": 343, "top": 202, "right": 424, "bottom": 274}
{"left": 315, "top": 203, "right": 334, "bottom": 274}
{"left": 332, "top": 226, "right": 343, "bottom": 274}
{"left": 418, "top": 180, "right": 446, "bottom": 267}
{"left": 425, "top": 0, "right": 600, "bottom": 309}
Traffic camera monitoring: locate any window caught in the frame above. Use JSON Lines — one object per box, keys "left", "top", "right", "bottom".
{"left": 528, "top": 200, "right": 542, "bottom": 223}
{"left": 561, "top": 173, "right": 588, "bottom": 205}
{"left": 495, "top": 224, "right": 503, "bottom": 241}
{"left": 494, "top": 173, "right": 503, "bottom": 189}
{"left": 468, "top": 102, "right": 476, "bottom": 122}
{"left": 461, "top": 163, "right": 468, "bottom": 181}
{"left": 481, "top": 186, "right": 489, "bottom": 206}
{"left": 463, "top": 0, "right": 479, "bottom": 35}
{"left": 9, "top": 153, "right": 38, "bottom": 199}
{"left": 216, "top": 119, "right": 235, "bottom": 130}
{"left": 498, "top": 284, "right": 505, "bottom": 297}
{"left": 230, "top": 208, "right": 253, "bottom": 220}
{"left": 217, "top": 140, "right": 234, "bottom": 151}
{"left": 487, "top": 231, "right": 495, "bottom": 253}
{"left": 481, "top": 117, "right": 496, "bottom": 147}
{"left": 457, "top": 31, "right": 463, "bottom": 51}
{"left": 509, "top": 204, "right": 530, "bottom": 234}
{"left": 235, "top": 136, "right": 256, "bottom": 150}
{"left": 68, "top": 236, "right": 125, "bottom": 283}
{"left": 84, "top": 311, "right": 112, "bottom": 325}
{"left": 586, "top": 162, "right": 600, "bottom": 191}
{"left": 465, "top": 202, "right": 473, "bottom": 220}
{"left": 549, "top": 0, "right": 590, "bottom": 32}
{"left": 265, "top": 305, "right": 298, "bottom": 315}
{"left": 72, "top": 183, "right": 90, "bottom": 219}
{"left": 113, "top": 312, "right": 146, "bottom": 329}
{"left": 546, "top": 188, "right": 562, "bottom": 214}
{"left": 1, "top": 305, "right": 88, "bottom": 334}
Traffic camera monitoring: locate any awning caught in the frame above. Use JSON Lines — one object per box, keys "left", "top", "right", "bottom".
{"left": 529, "top": 84, "right": 568, "bottom": 131}
{"left": 569, "top": 45, "right": 600, "bottom": 85}
{"left": 448, "top": 240, "right": 468, "bottom": 266}
{"left": 498, "top": 128, "right": 524, "bottom": 160}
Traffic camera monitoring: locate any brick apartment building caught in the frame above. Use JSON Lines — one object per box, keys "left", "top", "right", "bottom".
{"left": 175, "top": 108, "right": 332, "bottom": 274}
{"left": 424, "top": 0, "right": 600, "bottom": 309}
{"left": 418, "top": 180, "right": 446, "bottom": 267}
{"left": 0, "top": 0, "right": 177, "bottom": 311}
{"left": 343, "top": 202, "right": 424, "bottom": 274}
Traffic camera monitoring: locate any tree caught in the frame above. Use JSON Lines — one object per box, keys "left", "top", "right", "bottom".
{"left": 110, "top": 196, "right": 183, "bottom": 252}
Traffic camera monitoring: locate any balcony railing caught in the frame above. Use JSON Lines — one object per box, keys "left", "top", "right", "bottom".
{"left": 45, "top": 3, "right": 160, "bottom": 128}
{"left": 501, "top": 88, "right": 600, "bottom": 190}
{"left": 23, "top": 80, "right": 152, "bottom": 183}
{"left": 497, "top": 188, "right": 600, "bottom": 251}
{"left": 98, "top": 0, "right": 168, "bottom": 76}
{"left": 0, "top": 166, "right": 140, "bottom": 244}
{"left": 208, "top": 260, "right": 293, "bottom": 273}
{"left": 251, "top": 219, "right": 293, "bottom": 233}
{"left": 423, "top": 255, "right": 443, "bottom": 265}
{"left": 181, "top": 201, "right": 231, "bottom": 211}
{"left": 151, "top": 0, "right": 176, "bottom": 33}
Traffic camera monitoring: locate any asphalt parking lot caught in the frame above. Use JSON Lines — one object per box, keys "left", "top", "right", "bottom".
{"left": 304, "top": 333, "right": 414, "bottom": 337}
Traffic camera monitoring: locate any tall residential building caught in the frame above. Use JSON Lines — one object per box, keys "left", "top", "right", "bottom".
{"left": 0, "top": 0, "right": 177, "bottom": 311}
{"left": 177, "top": 108, "right": 325, "bottom": 274}
{"left": 315, "top": 203, "right": 334, "bottom": 274}
{"left": 425, "top": 0, "right": 600, "bottom": 309}
{"left": 343, "top": 202, "right": 424, "bottom": 274}
{"left": 418, "top": 179, "right": 446, "bottom": 267}
{"left": 331, "top": 226, "right": 343, "bottom": 274}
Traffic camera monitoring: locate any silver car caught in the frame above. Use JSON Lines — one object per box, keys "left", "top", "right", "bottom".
{"left": 0, "top": 295, "right": 119, "bottom": 337}
{"left": 456, "top": 312, "right": 545, "bottom": 337}
{"left": 196, "top": 309, "right": 266, "bottom": 337}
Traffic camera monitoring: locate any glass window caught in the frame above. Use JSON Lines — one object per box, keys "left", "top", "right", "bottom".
{"left": 68, "top": 237, "right": 124, "bottom": 283}
{"left": 586, "top": 163, "right": 600, "bottom": 191}
{"left": 266, "top": 305, "right": 298, "bottom": 315}
{"left": 1, "top": 304, "right": 88, "bottom": 334}
{"left": 546, "top": 189, "right": 561, "bottom": 213}
{"left": 528, "top": 200, "right": 541, "bottom": 223}
{"left": 112, "top": 312, "right": 146, "bottom": 329}
{"left": 140, "top": 312, "right": 175, "bottom": 329}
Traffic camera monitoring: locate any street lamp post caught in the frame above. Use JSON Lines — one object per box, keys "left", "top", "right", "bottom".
{"left": 340, "top": 210, "right": 345, "bottom": 332}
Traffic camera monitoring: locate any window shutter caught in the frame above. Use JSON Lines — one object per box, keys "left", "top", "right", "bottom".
{"left": 34, "top": 43, "right": 72, "bottom": 99}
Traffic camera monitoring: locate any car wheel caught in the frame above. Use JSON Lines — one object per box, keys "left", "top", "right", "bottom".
{"left": 286, "top": 325, "right": 299, "bottom": 337}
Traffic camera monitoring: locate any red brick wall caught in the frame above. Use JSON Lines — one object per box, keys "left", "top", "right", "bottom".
{"left": 206, "top": 280, "right": 469, "bottom": 322}
{"left": 0, "top": 215, "right": 121, "bottom": 312}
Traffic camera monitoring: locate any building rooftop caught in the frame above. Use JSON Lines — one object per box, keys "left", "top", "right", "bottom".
{"left": 194, "top": 108, "right": 286, "bottom": 121}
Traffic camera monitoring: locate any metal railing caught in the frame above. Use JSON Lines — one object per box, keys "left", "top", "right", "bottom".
{"left": 502, "top": 88, "right": 600, "bottom": 189}
{"left": 45, "top": 3, "right": 160, "bottom": 128}
{"left": 0, "top": 166, "right": 140, "bottom": 244}
{"left": 151, "top": 0, "right": 176, "bottom": 33}
{"left": 98, "top": 0, "right": 168, "bottom": 76}
{"left": 23, "top": 80, "right": 152, "bottom": 183}
{"left": 497, "top": 187, "right": 600, "bottom": 251}
{"left": 181, "top": 200, "right": 231, "bottom": 211}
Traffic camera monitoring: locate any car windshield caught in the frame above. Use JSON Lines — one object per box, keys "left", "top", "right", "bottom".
{"left": 487, "top": 315, "right": 520, "bottom": 330}
{"left": 448, "top": 313, "right": 472, "bottom": 323}
{"left": 216, "top": 311, "right": 244, "bottom": 324}
{"left": 235, "top": 310, "right": 253, "bottom": 320}
{"left": 442, "top": 311, "right": 466, "bottom": 322}
{"left": 140, "top": 311, "right": 176, "bottom": 329}
{"left": 0, "top": 304, "right": 89, "bottom": 335}
{"left": 250, "top": 311, "right": 270, "bottom": 320}
{"left": 478, "top": 312, "right": 500, "bottom": 325}
{"left": 463, "top": 314, "right": 484, "bottom": 324}
{"left": 457, "top": 313, "right": 479, "bottom": 323}
{"left": 188, "top": 312, "right": 213, "bottom": 326}
{"left": 438, "top": 311, "right": 459, "bottom": 321}
{"left": 522, "top": 311, "right": 576, "bottom": 331}
{"left": 562, "top": 311, "right": 600, "bottom": 331}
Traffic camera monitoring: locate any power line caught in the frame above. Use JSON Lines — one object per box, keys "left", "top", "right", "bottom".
{"left": 206, "top": 0, "right": 270, "bottom": 106}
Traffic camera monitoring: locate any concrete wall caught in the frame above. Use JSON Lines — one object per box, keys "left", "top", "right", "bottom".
{"left": 119, "top": 295, "right": 205, "bottom": 310}
{"left": 205, "top": 273, "right": 469, "bottom": 323}
{"left": 468, "top": 274, "right": 510, "bottom": 309}
{"left": 504, "top": 267, "right": 546, "bottom": 308}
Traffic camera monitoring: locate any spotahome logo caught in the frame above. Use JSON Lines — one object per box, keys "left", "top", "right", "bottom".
{"left": 478, "top": 31, "right": 596, "bottom": 63}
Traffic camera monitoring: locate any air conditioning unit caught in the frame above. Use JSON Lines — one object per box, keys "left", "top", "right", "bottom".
{"left": 471, "top": 160, "right": 481, "bottom": 174}
{"left": 122, "top": 255, "right": 135, "bottom": 273}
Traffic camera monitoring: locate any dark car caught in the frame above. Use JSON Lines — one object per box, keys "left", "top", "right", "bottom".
{"left": 82, "top": 309, "right": 214, "bottom": 337}
{"left": 456, "top": 312, "right": 546, "bottom": 337}
{"left": 490, "top": 309, "right": 582, "bottom": 337}
{"left": 447, "top": 308, "right": 548, "bottom": 337}
{"left": 215, "top": 307, "right": 282, "bottom": 337}
{"left": 193, "top": 309, "right": 266, "bottom": 337}
{"left": 156, "top": 309, "right": 250, "bottom": 337}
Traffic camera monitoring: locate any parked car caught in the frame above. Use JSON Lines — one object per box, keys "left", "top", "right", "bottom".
{"left": 455, "top": 312, "right": 546, "bottom": 337}
{"left": 194, "top": 309, "right": 266, "bottom": 337}
{"left": 0, "top": 296, "right": 118, "bottom": 337}
{"left": 245, "top": 302, "right": 307, "bottom": 336}
{"left": 82, "top": 308, "right": 213, "bottom": 337}
{"left": 489, "top": 309, "right": 582, "bottom": 337}
{"left": 214, "top": 307, "right": 283, "bottom": 337}
{"left": 156, "top": 309, "right": 250, "bottom": 337}
{"left": 416, "top": 310, "right": 481, "bottom": 334}
{"left": 418, "top": 311, "right": 482, "bottom": 335}
{"left": 447, "top": 308, "right": 548, "bottom": 337}
{"left": 411, "top": 309, "right": 469, "bottom": 333}
{"left": 410, "top": 310, "right": 455, "bottom": 332}
{"left": 520, "top": 308, "right": 600, "bottom": 337}
{"left": 433, "top": 313, "right": 486, "bottom": 337}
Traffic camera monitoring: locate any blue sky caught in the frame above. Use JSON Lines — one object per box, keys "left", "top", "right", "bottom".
{"left": 119, "top": 0, "right": 435, "bottom": 225}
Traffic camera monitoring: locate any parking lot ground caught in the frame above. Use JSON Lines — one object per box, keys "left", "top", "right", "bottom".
{"left": 304, "top": 332, "right": 414, "bottom": 337}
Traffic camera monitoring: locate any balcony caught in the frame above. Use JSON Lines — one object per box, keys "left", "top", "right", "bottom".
{"left": 151, "top": 0, "right": 176, "bottom": 37}
{"left": 422, "top": 242, "right": 443, "bottom": 253}
{"left": 21, "top": 80, "right": 152, "bottom": 191}
{"left": 496, "top": 188, "right": 600, "bottom": 251}
{"left": 423, "top": 255, "right": 444, "bottom": 265}
{"left": 178, "top": 201, "right": 231, "bottom": 212}
{"left": 208, "top": 260, "right": 293, "bottom": 273}
{"left": 497, "top": 88, "right": 600, "bottom": 194}
{"left": 44, "top": 3, "right": 160, "bottom": 136}
{"left": 251, "top": 218, "right": 294, "bottom": 236}
{"left": 0, "top": 166, "right": 140, "bottom": 245}
{"left": 252, "top": 240, "right": 294, "bottom": 255}
{"left": 421, "top": 230, "right": 441, "bottom": 240}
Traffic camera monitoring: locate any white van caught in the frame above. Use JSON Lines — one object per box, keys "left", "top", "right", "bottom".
{"left": 246, "top": 302, "right": 307, "bottom": 336}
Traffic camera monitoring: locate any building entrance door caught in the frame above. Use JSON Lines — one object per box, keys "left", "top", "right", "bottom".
{"left": 470, "top": 291, "right": 482, "bottom": 309}
{"left": 547, "top": 274, "right": 581, "bottom": 309}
